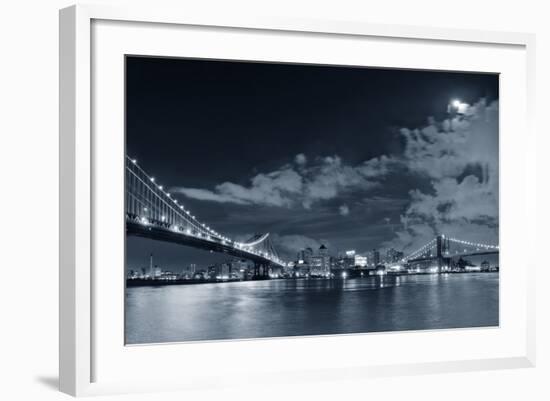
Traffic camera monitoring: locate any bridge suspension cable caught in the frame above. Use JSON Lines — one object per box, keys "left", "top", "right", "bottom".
{"left": 238, "top": 233, "right": 270, "bottom": 247}
{"left": 446, "top": 237, "right": 499, "bottom": 250}
{"left": 125, "top": 156, "right": 284, "bottom": 266}
{"left": 402, "top": 238, "right": 437, "bottom": 261}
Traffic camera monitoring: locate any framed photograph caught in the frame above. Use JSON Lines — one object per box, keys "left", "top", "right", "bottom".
{"left": 59, "top": 4, "right": 536, "bottom": 396}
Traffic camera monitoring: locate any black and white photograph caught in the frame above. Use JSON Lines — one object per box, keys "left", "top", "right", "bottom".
{"left": 124, "top": 56, "right": 499, "bottom": 345}
{"left": 3, "top": 0, "right": 547, "bottom": 398}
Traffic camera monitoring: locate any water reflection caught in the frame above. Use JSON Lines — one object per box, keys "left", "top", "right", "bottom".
{"left": 126, "top": 273, "right": 499, "bottom": 344}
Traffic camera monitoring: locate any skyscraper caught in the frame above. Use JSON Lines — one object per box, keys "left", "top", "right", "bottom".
{"left": 386, "top": 248, "right": 404, "bottom": 264}
{"left": 367, "top": 249, "right": 380, "bottom": 267}
{"left": 310, "top": 244, "right": 330, "bottom": 276}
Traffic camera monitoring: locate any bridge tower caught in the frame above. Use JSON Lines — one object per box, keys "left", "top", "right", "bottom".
{"left": 436, "top": 234, "right": 450, "bottom": 272}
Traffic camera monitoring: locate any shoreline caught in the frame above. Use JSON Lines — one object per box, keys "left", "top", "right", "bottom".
{"left": 126, "top": 270, "right": 499, "bottom": 288}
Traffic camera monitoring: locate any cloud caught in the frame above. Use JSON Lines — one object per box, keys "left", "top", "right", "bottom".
{"left": 270, "top": 234, "right": 327, "bottom": 259}
{"left": 407, "top": 175, "right": 498, "bottom": 224}
{"left": 339, "top": 204, "right": 350, "bottom": 216}
{"left": 300, "top": 155, "right": 394, "bottom": 208}
{"left": 400, "top": 99, "right": 498, "bottom": 181}
{"left": 172, "top": 153, "right": 395, "bottom": 209}
{"left": 172, "top": 187, "right": 250, "bottom": 205}
{"left": 384, "top": 99, "right": 499, "bottom": 254}
{"left": 173, "top": 167, "right": 303, "bottom": 207}
{"left": 171, "top": 98, "right": 499, "bottom": 256}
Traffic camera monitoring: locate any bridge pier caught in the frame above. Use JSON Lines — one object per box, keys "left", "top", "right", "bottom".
{"left": 253, "top": 263, "right": 269, "bottom": 279}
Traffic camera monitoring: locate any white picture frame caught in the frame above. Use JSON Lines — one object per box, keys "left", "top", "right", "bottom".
{"left": 59, "top": 4, "right": 536, "bottom": 397}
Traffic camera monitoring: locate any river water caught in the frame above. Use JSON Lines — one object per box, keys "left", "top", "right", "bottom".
{"left": 125, "top": 272, "right": 499, "bottom": 344}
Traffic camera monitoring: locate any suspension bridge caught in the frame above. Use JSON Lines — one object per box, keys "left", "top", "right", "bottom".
{"left": 125, "top": 156, "right": 284, "bottom": 276}
{"left": 399, "top": 234, "right": 499, "bottom": 272}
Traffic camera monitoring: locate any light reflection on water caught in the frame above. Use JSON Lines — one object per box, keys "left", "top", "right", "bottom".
{"left": 125, "top": 273, "right": 499, "bottom": 344}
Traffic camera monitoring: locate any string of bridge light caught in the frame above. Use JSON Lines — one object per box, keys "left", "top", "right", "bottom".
{"left": 128, "top": 157, "right": 230, "bottom": 242}
{"left": 402, "top": 238, "right": 437, "bottom": 261}
{"left": 128, "top": 170, "right": 213, "bottom": 240}
{"left": 447, "top": 237, "right": 499, "bottom": 250}
{"left": 128, "top": 157, "right": 280, "bottom": 261}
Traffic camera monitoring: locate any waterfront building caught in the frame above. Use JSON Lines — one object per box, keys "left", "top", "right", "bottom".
{"left": 297, "top": 247, "right": 314, "bottom": 265}
{"left": 309, "top": 244, "right": 331, "bottom": 276}
{"left": 181, "top": 263, "right": 197, "bottom": 277}
{"left": 354, "top": 254, "right": 367, "bottom": 268}
{"left": 219, "top": 263, "right": 231, "bottom": 279}
{"left": 332, "top": 256, "right": 347, "bottom": 270}
{"left": 127, "top": 269, "right": 139, "bottom": 279}
{"left": 207, "top": 264, "right": 220, "bottom": 279}
{"left": 269, "top": 265, "right": 284, "bottom": 278}
{"left": 341, "top": 250, "right": 356, "bottom": 269}
{"left": 159, "top": 271, "right": 178, "bottom": 280}
{"left": 386, "top": 248, "right": 404, "bottom": 264}
{"left": 375, "top": 265, "right": 386, "bottom": 275}
{"left": 367, "top": 249, "right": 380, "bottom": 267}
{"left": 294, "top": 259, "right": 310, "bottom": 277}
{"left": 336, "top": 251, "right": 367, "bottom": 270}
{"left": 230, "top": 259, "right": 250, "bottom": 279}
{"left": 149, "top": 253, "right": 154, "bottom": 277}
{"left": 192, "top": 271, "right": 205, "bottom": 280}
{"left": 284, "top": 261, "right": 296, "bottom": 276}
{"left": 310, "top": 256, "right": 329, "bottom": 276}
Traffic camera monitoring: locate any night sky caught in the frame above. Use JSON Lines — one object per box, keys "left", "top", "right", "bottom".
{"left": 126, "top": 56, "right": 499, "bottom": 273}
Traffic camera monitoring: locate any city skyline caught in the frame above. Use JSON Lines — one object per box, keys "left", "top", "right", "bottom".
{"left": 127, "top": 241, "right": 499, "bottom": 275}
{"left": 126, "top": 56, "right": 499, "bottom": 272}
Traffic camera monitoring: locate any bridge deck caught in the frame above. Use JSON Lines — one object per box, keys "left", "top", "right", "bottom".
{"left": 127, "top": 222, "right": 282, "bottom": 266}
{"left": 408, "top": 250, "right": 499, "bottom": 263}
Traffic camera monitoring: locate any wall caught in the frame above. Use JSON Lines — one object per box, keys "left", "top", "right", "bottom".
{"left": 0, "top": 0, "right": 548, "bottom": 399}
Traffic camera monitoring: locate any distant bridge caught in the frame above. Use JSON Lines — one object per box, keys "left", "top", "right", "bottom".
{"left": 400, "top": 234, "right": 499, "bottom": 270}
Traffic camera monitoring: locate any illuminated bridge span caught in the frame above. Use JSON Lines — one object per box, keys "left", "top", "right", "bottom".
{"left": 400, "top": 234, "right": 499, "bottom": 270}
{"left": 125, "top": 156, "right": 285, "bottom": 270}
